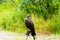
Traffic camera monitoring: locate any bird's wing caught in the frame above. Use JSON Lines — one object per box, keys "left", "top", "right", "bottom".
{"left": 25, "top": 19, "right": 34, "bottom": 29}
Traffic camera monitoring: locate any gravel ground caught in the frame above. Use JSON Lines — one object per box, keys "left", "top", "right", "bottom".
{"left": 0, "top": 31, "right": 60, "bottom": 40}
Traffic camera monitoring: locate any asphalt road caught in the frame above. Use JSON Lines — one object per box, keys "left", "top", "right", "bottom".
{"left": 0, "top": 31, "right": 60, "bottom": 40}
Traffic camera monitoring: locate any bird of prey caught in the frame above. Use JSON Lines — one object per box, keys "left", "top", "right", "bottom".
{"left": 25, "top": 14, "right": 36, "bottom": 40}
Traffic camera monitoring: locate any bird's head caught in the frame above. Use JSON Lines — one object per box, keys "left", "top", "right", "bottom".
{"left": 26, "top": 14, "right": 31, "bottom": 18}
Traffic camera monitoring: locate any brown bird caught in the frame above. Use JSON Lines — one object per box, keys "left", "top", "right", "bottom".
{"left": 25, "top": 14, "right": 36, "bottom": 40}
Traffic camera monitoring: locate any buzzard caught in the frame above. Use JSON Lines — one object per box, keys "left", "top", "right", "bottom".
{"left": 25, "top": 14, "right": 36, "bottom": 40}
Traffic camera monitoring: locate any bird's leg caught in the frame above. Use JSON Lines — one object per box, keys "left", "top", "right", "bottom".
{"left": 26, "top": 30, "right": 31, "bottom": 36}
{"left": 33, "top": 36, "right": 35, "bottom": 40}
{"left": 26, "top": 30, "right": 31, "bottom": 40}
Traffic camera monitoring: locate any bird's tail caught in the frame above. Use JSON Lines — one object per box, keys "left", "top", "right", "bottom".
{"left": 31, "top": 28, "right": 36, "bottom": 36}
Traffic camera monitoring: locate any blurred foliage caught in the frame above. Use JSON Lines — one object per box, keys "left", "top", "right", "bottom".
{"left": 20, "top": 0, "right": 59, "bottom": 20}
{"left": 0, "top": 0, "right": 60, "bottom": 34}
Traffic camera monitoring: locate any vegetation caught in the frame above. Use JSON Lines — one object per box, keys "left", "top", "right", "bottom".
{"left": 0, "top": 0, "right": 60, "bottom": 34}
